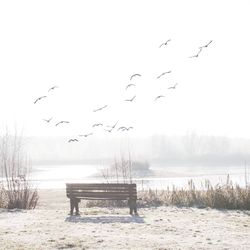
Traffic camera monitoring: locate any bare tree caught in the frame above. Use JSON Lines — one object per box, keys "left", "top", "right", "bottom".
{"left": 100, "top": 154, "right": 133, "bottom": 184}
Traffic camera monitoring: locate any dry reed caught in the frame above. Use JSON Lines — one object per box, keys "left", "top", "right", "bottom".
{"left": 85, "top": 176, "right": 250, "bottom": 210}
{"left": 139, "top": 175, "right": 250, "bottom": 210}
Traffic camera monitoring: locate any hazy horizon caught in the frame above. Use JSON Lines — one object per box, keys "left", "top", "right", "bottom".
{"left": 21, "top": 133, "right": 250, "bottom": 167}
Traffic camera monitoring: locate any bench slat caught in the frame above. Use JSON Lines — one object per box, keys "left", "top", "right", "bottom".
{"left": 68, "top": 194, "right": 136, "bottom": 198}
{"left": 67, "top": 191, "right": 136, "bottom": 196}
{"left": 74, "top": 197, "right": 135, "bottom": 200}
{"left": 68, "top": 195, "right": 136, "bottom": 199}
{"left": 66, "top": 183, "right": 136, "bottom": 188}
{"left": 66, "top": 190, "right": 136, "bottom": 194}
{"left": 66, "top": 188, "right": 136, "bottom": 192}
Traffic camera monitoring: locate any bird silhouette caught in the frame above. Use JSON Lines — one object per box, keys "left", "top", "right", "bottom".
{"left": 34, "top": 96, "right": 47, "bottom": 104}
{"left": 125, "top": 83, "right": 136, "bottom": 90}
{"left": 124, "top": 126, "right": 133, "bottom": 131}
{"left": 200, "top": 40, "right": 213, "bottom": 49}
{"left": 154, "top": 95, "right": 165, "bottom": 101}
{"left": 92, "top": 123, "right": 103, "bottom": 127}
{"left": 118, "top": 126, "right": 133, "bottom": 131}
{"left": 105, "top": 121, "right": 119, "bottom": 132}
{"left": 55, "top": 121, "right": 70, "bottom": 126}
{"left": 48, "top": 86, "right": 58, "bottom": 92}
{"left": 159, "top": 39, "right": 171, "bottom": 48}
{"left": 130, "top": 74, "right": 141, "bottom": 81}
{"left": 168, "top": 83, "right": 178, "bottom": 90}
{"left": 107, "top": 121, "right": 119, "bottom": 129}
{"left": 157, "top": 71, "right": 172, "bottom": 79}
{"left": 43, "top": 117, "right": 53, "bottom": 123}
{"left": 125, "top": 95, "right": 136, "bottom": 102}
{"left": 93, "top": 105, "right": 108, "bottom": 112}
{"left": 68, "top": 139, "right": 79, "bottom": 143}
{"left": 117, "top": 126, "right": 126, "bottom": 131}
{"left": 189, "top": 48, "right": 203, "bottom": 58}
{"left": 79, "top": 133, "right": 93, "bottom": 137}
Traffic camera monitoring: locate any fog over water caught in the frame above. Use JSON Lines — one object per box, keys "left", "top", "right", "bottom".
{"left": 30, "top": 164, "right": 249, "bottom": 190}
{"left": 24, "top": 134, "right": 250, "bottom": 189}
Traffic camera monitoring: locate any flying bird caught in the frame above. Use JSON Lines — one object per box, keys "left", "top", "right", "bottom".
{"left": 68, "top": 139, "right": 79, "bottom": 143}
{"left": 107, "top": 121, "right": 119, "bottom": 129}
{"left": 130, "top": 74, "right": 141, "bottom": 81}
{"left": 125, "top": 95, "right": 136, "bottom": 102}
{"left": 48, "top": 86, "right": 58, "bottom": 92}
{"left": 92, "top": 123, "right": 103, "bottom": 127}
{"left": 125, "top": 83, "right": 136, "bottom": 90}
{"left": 105, "top": 121, "right": 119, "bottom": 132}
{"left": 124, "top": 127, "right": 133, "bottom": 131}
{"left": 154, "top": 95, "right": 165, "bottom": 101}
{"left": 168, "top": 83, "right": 178, "bottom": 89}
{"left": 200, "top": 40, "right": 213, "bottom": 49}
{"left": 118, "top": 126, "right": 133, "bottom": 131}
{"left": 34, "top": 96, "right": 47, "bottom": 104}
{"left": 117, "top": 126, "right": 126, "bottom": 131}
{"left": 157, "top": 71, "right": 172, "bottom": 79}
{"left": 93, "top": 105, "right": 108, "bottom": 112}
{"left": 159, "top": 39, "right": 171, "bottom": 48}
{"left": 189, "top": 48, "right": 203, "bottom": 58}
{"left": 43, "top": 117, "right": 53, "bottom": 123}
{"left": 55, "top": 121, "right": 70, "bottom": 126}
{"left": 79, "top": 133, "right": 93, "bottom": 137}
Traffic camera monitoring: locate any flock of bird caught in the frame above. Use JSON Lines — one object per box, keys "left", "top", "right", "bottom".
{"left": 33, "top": 39, "right": 213, "bottom": 143}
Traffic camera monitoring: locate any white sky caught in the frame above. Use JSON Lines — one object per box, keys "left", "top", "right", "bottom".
{"left": 1, "top": 0, "right": 250, "bottom": 138}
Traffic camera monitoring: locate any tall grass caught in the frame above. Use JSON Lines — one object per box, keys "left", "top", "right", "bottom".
{"left": 85, "top": 174, "right": 250, "bottom": 210}
{"left": 140, "top": 175, "right": 250, "bottom": 210}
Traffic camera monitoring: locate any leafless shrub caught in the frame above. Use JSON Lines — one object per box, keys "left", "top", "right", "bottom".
{"left": 99, "top": 155, "right": 151, "bottom": 184}
{"left": 0, "top": 131, "right": 38, "bottom": 209}
{"left": 100, "top": 156, "right": 133, "bottom": 184}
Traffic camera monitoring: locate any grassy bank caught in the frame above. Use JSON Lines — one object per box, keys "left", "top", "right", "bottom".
{"left": 85, "top": 176, "right": 250, "bottom": 210}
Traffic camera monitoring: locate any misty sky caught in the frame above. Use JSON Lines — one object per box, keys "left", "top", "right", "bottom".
{"left": 1, "top": 0, "right": 250, "bottom": 138}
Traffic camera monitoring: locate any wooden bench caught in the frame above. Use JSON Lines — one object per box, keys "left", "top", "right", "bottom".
{"left": 66, "top": 183, "right": 138, "bottom": 215}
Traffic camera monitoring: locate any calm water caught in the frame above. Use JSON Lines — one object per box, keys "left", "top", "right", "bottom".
{"left": 29, "top": 164, "right": 250, "bottom": 190}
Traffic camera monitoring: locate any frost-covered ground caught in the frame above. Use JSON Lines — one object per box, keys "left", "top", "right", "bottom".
{"left": 0, "top": 189, "right": 250, "bottom": 250}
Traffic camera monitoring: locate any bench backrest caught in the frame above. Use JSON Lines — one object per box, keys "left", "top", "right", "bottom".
{"left": 66, "top": 183, "right": 137, "bottom": 200}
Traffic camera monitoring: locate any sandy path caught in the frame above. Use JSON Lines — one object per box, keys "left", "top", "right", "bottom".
{"left": 0, "top": 189, "right": 250, "bottom": 249}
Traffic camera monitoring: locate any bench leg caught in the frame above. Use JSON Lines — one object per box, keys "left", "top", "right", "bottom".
{"left": 70, "top": 198, "right": 80, "bottom": 216}
{"left": 70, "top": 198, "right": 74, "bottom": 215}
{"left": 133, "top": 203, "right": 138, "bottom": 215}
{"left": 129, "top": 205, "right": 133, "bottom": 215}
{"left": 128, "top": 199, "right": 138, "bottom": 215}
{"left": 75, "top": 200, "right": 80, "bottom": 215}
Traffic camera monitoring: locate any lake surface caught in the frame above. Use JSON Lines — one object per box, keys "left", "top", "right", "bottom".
{"left": 29, "top": 164, "right": 250, "bottom": 190}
